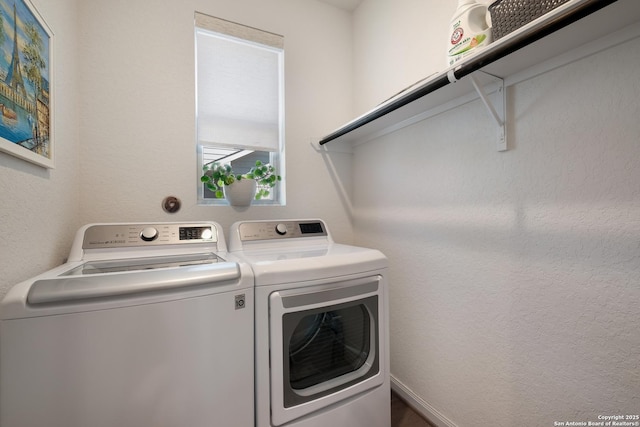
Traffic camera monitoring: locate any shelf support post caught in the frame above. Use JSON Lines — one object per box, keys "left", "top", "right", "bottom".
{"left": 469, "top": 72, "right": 507, "bottom": 151}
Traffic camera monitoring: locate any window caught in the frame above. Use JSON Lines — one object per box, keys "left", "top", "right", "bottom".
{"left": 195, "top": 13, "right": 285, "bottom": 204}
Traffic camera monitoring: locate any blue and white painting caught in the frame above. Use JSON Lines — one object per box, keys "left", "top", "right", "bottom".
{"left": 0, "top": 0, "right": 51, "bottom": 163}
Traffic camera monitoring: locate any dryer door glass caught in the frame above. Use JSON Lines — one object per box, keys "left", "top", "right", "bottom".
{"left": 282, "top": 295, "right": 379, "bottom": 408}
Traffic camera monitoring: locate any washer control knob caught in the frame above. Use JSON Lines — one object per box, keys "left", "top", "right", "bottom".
{"left": 275, "top": 223, "right": 287, "bottom": 236}
{"left": 140, "top": 227, "right": 158, "bottom": 242}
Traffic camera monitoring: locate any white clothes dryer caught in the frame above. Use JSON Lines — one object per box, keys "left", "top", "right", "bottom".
{"left": 0, "top": 222, "right": 254, "bottom": 427}
{"left": 229, "top": 219, "right": 390, "bottom": 427}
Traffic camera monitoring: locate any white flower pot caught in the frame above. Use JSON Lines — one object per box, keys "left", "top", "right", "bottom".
{"left": 223, "top": 179, "right": 256, "bottom": 207}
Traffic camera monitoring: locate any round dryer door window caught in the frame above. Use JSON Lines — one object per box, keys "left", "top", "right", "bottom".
{"left": 282, "top": 295, "right": 379, "bottom": 408}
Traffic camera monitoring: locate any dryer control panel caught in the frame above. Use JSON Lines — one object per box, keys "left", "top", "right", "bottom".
{"left": 234, "top": 220, "right": 328, "bottom": 242}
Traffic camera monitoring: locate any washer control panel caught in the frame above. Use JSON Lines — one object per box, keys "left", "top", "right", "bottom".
{"left": 82, "top": 223, "right": 217, "bottom": 249}
{"left": 236, "top": 220, "right": 327, "bottom": 242}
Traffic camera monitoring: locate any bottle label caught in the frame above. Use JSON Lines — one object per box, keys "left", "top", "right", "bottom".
{"left": 447, "top": 30, "right": 489, "bottom": 66}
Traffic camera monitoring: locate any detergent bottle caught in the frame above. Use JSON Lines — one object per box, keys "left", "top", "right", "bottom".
{"left": 446, "top": 0, "right": 492, "bottom": 67}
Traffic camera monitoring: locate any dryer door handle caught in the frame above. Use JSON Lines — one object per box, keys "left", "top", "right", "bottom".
{"left": 27, "top": 263, "right": 241, "bottom": 304}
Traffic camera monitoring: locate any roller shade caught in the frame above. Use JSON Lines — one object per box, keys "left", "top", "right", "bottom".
{"left": 196, "top": 13, "right": 284, "bottom": 152}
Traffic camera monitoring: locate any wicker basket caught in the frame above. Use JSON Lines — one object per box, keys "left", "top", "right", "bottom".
{"left": 489, "top": 0, "right": 571, "bottom": 40}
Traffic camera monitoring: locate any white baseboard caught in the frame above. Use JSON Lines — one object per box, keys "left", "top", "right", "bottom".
{"left": 390, "top": 375, "right": 459, "bottom": 427}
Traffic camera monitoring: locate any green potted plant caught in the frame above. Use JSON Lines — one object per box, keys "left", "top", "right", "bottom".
{"left": 201, "top": 160, "right": 281, "bottom": 206}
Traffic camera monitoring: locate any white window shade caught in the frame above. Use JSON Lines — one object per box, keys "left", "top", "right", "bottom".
{"left": 196, "top": 18, "right": 283, "bottom": 152}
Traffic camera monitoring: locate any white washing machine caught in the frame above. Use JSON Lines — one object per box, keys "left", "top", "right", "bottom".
{"left": 0, "top": 222, "right": 254, "bottom": 427}
{"left": 229, "top": 219, "right": 390, "bottom": 427}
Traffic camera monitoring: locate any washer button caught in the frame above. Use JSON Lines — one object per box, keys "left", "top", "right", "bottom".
{"left": 201, "top": 228, "right": 213, "bottom": 240}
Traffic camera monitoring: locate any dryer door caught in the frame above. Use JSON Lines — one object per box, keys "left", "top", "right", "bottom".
{"left": 269, "top": 275, "right": 384, "bottom": 426}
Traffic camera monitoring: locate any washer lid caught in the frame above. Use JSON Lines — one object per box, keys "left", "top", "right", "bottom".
{"left": 62, "top": 253, "right": 224, "bottom": 275}
{"left": 27, "top": 260, "right": 240, "bottom": 305}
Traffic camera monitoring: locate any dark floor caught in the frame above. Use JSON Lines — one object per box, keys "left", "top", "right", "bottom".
{"left": 391, "top": 392, "right": 435, "bottom": 427}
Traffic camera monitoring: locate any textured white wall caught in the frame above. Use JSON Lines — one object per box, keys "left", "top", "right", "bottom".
{"left": 0, "top": 0, "right": 81, "bottom": 294}
{"left": 76, "top": 0, "right": 355, "bottom": 240}
{"left": 352, "top": 0, "right": 447, "bottom": 115}
{"left": 352, "top": 28, "right": 640, "bottom": 427}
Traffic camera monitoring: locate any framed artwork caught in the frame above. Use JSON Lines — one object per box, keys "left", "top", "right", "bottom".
{"left": 0, "top": 0, "right": 53, "bottom": 168}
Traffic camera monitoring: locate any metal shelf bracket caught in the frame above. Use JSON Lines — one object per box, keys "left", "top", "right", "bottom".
{"left": 469, "top": 71, "right": 507, "bottom": 151}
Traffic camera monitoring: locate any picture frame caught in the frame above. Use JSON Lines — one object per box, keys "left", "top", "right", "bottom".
{"left": 0, "top": 0, "right": 53, "bottom": 169}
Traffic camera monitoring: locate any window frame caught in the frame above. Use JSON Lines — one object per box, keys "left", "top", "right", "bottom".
{"left": 195, "top": 13, "right": 285, "bottom": 206}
